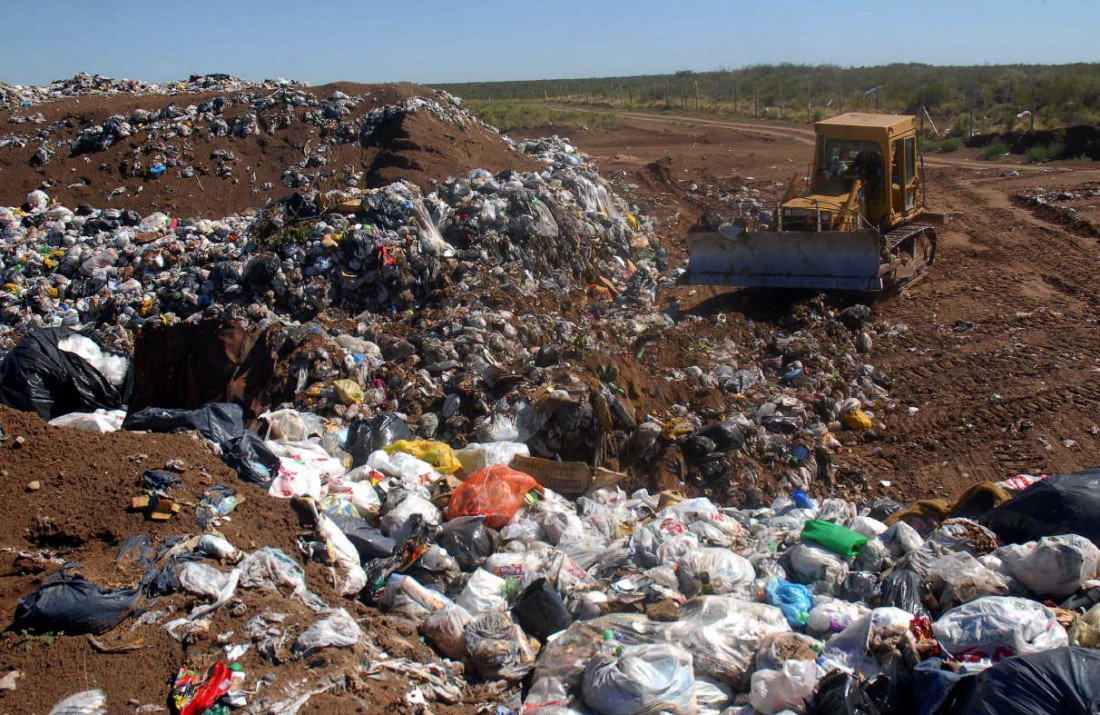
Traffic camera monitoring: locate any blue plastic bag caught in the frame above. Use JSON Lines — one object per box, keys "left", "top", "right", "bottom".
{"left": 765, "top": 577, "right": 813, "bottom": 628}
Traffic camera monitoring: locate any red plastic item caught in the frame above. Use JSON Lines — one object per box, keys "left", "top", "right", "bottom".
{"left": 447, "top": 465, "right": 543, "bottom": 529}
{"left": 176, "top": 662, "right": 232, "bottom": 715}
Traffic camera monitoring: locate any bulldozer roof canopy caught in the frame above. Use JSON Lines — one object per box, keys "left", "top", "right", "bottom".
{"left": 815, "top": 113, "right": 917, "bottom": 132}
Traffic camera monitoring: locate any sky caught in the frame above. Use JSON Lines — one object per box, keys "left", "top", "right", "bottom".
{"left": 1, "top": 0, "right": 1096, "bottom": 87}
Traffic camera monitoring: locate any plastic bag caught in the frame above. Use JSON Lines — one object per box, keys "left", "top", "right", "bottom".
{"left": 238, "top": 547, "right": 325, "bottom": 610}
{"left": 0, "top": 328, "right": 129, "bottom": 419}
{"left": 454, "top": 441, "right": 530, "bottom": 473}
{"left": 447, "top": 465, "right": 543, "bottom": 529}
{"left": 982, "top": 468, "right": 1100, "bottom": 546}
{"left": 437, "top": 516, "right": 500, "bottom": 571}
{"left": 582, "top": 643, "right": 697, "bottom": 715}
{"left": 754, "top": 631, "right": 823, "bottom": 672}
{"left": 932, "top": 596, "right": 1068, "bottom": 667}
{"left": 325, "top": 478, "right": 382, "bottom": 517}
{"left": 177, "top": 562, "right": 240, "bottom": 619}
{"left": 788, "top": 543, "right": 850, "bottom": 595}
{"left": 512, "top": 577, "right": 574, "bottom": 641}
{"left": 750, "top": 659, "right": 820, "bottom": 715}
{"left": 926, "top": 551, "right": 1009, "bottom": 611}
{"left": 996, "top": 534, "right": 1100, "bottom": 599}
{"left": 318, "top": 513, "right": 368, "bottom": 596}
{"left": 664, "top": 596, "right": 789, "bottom": 683}
{"left": 293, "top": 608, "right": 362, "bottom": 657}
{"left": 877, "top": 567, "right": 929, "bottom": 618}
{"left": 123, "top": 402, "right": 243, "bottom": 445}
{"left": 380, "top": 491, "right": 441, "bottom": 537}
{"left": 456, "top": 568, "right": 508, "bottom": 614}
{"left": 47, "top": 689, "right": 108, "bottom": 715}
{"left": 463, "top": 610, "right": 538, "bottom": 681}
{"left": 14, "top": 569, "right": 140, "bottom": 635}
{"left": 808, "top": 671, "right": 881, "bottom": 715}
{"left": 802, "top": 520, "right": 869, "bottom": 557}
{"left": 1069, "top": 602, "right": 1100, "bottom": 647}
{"left": 421, "top": 604, "right": 474, "bottom": 659}
{"left": 382, "top": 574, "right": 453, "bottom": 619}
{"left": 944, "top": 646, "right": 1100, "bottom": 715}
{"left": 347, "top": 412, "right": 410, "bottom": 468}
{"left": 221, "top": 432, "right": 281, "bottom": 487}
{"left": 48, "top": 408, "right": 126, "bottom": 432}
{"left": 765, "top": 577, "right": 814, "bottom": 628}
{"left": 384, "top": 439, "right": 462, "bottom": 474}
{"left": 326, "top": 514, "right": 395, "bottom": 561}
{"left": 806, "top": 600, "right": 869, "bottom": 637}
{"left": 677, "top": 547, "right": 755, "bottom": 597}
{"left": 258, "top": 408, "right": 309, "bottom": 441}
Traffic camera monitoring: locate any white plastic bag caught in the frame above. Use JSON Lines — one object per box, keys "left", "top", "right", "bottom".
{"left": 325, "top": 478, "right": 381, "bottom": 516}
{"left": 48, "top": 409, "right": 125, "bottom": 432}
{"left": 926, "top": 551, "right": 1009, "bottom": 609}
{"left": 380, "top": 491, "right": 441, "bottom": 536}
{"left": 676, "top": 547, "right": 755, "bottom": 597}
{"left": 749, "top": 659, "right": 821, "bottom": 715}
{"left": 664, "top": 596, "right": 789, "bottom": 683}
{"left": 582, "top": 643, "right": 698, "bottom": 715}
{"left": 788, "top": 542, "right": 849, "bottom": 594}
{"left": 294, "top": 608, "right": 362, "bottom": 657}
{"left": 259, "top": 408, "right": 309, "bottom": 441}
{"left": 177, "top": 561, "right": 240, "bottom": 619}
{"left": 48, "top": 689, "right": 108, "bottom": 715}
{"left": 455, "top": 441, "right": 530, "bottom": 473}
{"left": 382, "top": 574, "right": 453, "bottom": 619}
{"left": 457, "top": 568, "right": 508, "bottom": 614}
{"left": 996, "top": 534, "right": 1100, "bottom": 599}
{"left": 318, "top": 514, "right": 367, "bottom": 596}
{"left": 932, "top": 596, "right": 1068, "bottom": 668}
{"left": 421, "top": 604, "right": 474, "bottom": 659}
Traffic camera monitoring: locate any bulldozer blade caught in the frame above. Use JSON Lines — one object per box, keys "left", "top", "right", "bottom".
{"left": 686, "top": 230, "right": 885, "bottom": 291}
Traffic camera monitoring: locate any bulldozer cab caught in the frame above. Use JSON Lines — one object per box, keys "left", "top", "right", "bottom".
{"left": 800, "top": 113, "right": 923, "bottom": 230}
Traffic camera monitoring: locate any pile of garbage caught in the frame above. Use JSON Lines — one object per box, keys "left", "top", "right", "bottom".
{"left": 7, "top": 383, "right": 1100, "bottom": 713}
{"left": 0, "top": 72, "right": 304, "bottom": 108}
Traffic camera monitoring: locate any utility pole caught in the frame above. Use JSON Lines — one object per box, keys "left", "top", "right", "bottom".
{"left": 754, "top": 85, "right": 759, "bottom": 118}
{"left": 694, "top": 79, "right": 700, "bottom": 110}
{"left": 806, "top": 81, "right": 811, "bottom": 122}
{"left": 838, "top": 84, "right": 843, "bottom": 114}
{"left": 665, "top": 78, "right": 670, "bottom": 109}
{"left": 779, "top": 84, "right": 784, "bottom": 119}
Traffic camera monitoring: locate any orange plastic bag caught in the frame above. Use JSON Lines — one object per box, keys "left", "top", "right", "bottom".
{"left": 446, "top": 465, "right": 543, "bottom": 529}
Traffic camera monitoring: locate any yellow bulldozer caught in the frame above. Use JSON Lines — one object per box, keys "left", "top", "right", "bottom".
{"left": 687, "top": 113, "right": 942, "bottom": 292}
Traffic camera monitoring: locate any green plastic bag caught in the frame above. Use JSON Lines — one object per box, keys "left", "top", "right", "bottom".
{"left": 801, "top": 519, "right": 868, "bottom": 558}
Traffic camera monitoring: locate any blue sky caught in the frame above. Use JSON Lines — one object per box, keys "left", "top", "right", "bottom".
{"left": 1, "top": 0, "right": 1095, "bottom": 86}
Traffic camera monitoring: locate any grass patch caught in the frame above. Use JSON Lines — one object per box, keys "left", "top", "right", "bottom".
{"left": 938, "top": 137, "right": 963, "bottom": 153}
{"left": 1026, "top": 141, "right": 1065, "bottom": 163}
{"left": 979, "top": 140, "right": 1009, "bottom": 160}
{"left": 468, "top": 100, "right": 617, "bottom": 133}
{"left": 264, "top": 225, "right": 312, "bottom": 249}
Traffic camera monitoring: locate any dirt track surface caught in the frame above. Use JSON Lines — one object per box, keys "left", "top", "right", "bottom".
{"left": 524, "top": 110, "right": 1100, "bottom": 500}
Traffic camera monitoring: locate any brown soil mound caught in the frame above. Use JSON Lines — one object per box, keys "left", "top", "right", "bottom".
{"left": 0, "top": 82, "right": 538, "bottom": 218}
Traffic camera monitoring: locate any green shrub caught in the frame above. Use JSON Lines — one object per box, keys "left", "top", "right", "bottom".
{"left": 939, "top": 137, "right": 963, "bottom": 152}
{"left": 1026, "top": 141, "right": 1065, "bottom": 163}
{"left": 265, "top": 225, "right": 312, "bottom": 249}
{"left": 979, "top": 140, "right": 1009, "bottom": 160}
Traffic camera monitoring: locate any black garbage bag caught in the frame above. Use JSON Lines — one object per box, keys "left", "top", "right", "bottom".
{"left": 347, "top": 412, "right": 410, "bottom": 468}
{"left": 808, "top": 671, "right": 881, "bottom": 715}
{"left": 221, "top": 432, "right": 280, "bottom": 487}
{"left": 878, "top": 568, "right": 929, "bottom": 618}
{"left": 943, "top": 647, "right": 1100, "bottom": 715}
{"left": 868, "top": 498, "right": 905, "bottom": 522}
{"left": 0, "top": 328, "right": 129, "bottom": 419}
{"left": 12, "top": 567, "right": 140, "bottom": 635}
{"left": 512, "top": 578, "right": 574, "bottom": 642}
{"left": 327, "top": 513, "right": 395, "bottom": 562}
{"left": 981, "top": 468, "right": 1100, "bottom": 546}
{"left": 436, "top": 516, "right": 500, "bottom": 572}
{"left": 123, "top": 403, "right": 244, "bottom": 445}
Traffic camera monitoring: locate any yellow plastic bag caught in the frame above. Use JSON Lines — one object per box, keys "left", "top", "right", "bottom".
{"left": 334, "top": 379, "right": 364, "bottom": 405}
{"left": 840, "top": 408, "right": 873, "bottom": 431}
{"left": 384, "top": 439, "right": 462, "bottom": 474}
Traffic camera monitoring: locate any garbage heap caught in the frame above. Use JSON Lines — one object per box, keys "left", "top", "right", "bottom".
{"left": 0, "top": 72, "right": 303, "bottom": 108}
{"left": 8, "top": 390, "right": 1100, "bottom": 713}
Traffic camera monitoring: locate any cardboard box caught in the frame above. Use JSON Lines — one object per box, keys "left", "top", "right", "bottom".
{"left": 509, "top": 455, "right": 625, "bottom": 496}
